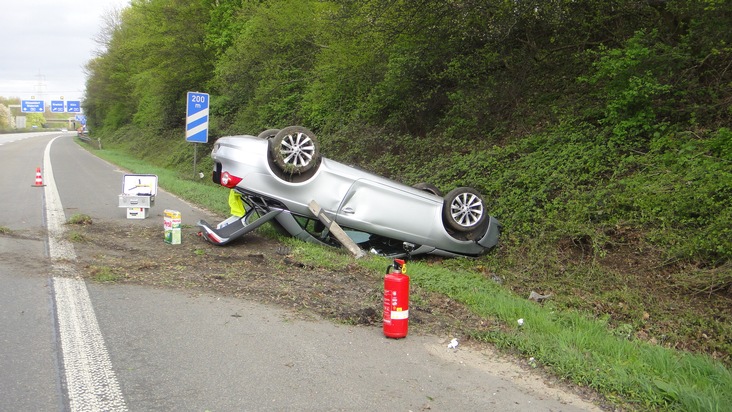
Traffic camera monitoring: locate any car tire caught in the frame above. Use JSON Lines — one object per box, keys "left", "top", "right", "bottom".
{"left": 443, "top": 187, "right": 487, "bottom": 233}
{"left": 412, "top": 182, "right": 443, "bottom": 197}
{"left": 257, "top": 129, "right": 280, "bottom": 139}
{"left": 270, "top": 126, "right": 320, "bottom": 174}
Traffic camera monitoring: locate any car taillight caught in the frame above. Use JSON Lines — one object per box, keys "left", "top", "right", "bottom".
{"left": 220, "top": 171, "right": 242, "bottom": 188}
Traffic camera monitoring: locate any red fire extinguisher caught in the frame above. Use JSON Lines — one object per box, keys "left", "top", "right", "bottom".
{"left": 383, "top": 258, "right": 409, "bottom": 338}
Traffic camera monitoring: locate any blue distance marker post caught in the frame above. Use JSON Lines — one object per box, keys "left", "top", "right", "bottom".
{"left": 186, "top": 92, "right": 210, "bottom": 178}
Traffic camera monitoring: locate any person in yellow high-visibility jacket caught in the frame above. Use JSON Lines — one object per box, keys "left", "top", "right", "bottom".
{"left": 216, "top": 189, "right": 246, "bottom": 229}
{"left": 228, "top": 189, "right": 246, "bottom": 217}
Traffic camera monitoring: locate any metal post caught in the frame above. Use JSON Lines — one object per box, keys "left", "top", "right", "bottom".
{"left": 193, "top": 143, "right": 198, "bottom": 179}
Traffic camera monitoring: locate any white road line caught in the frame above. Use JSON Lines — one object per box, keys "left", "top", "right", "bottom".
{"left": 44, "top": 136, "right": 128, "bottom": 411}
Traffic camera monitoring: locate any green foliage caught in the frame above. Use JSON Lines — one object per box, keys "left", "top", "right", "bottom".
{"left": 581, "top": 30, "right": 672, "bottom": 144}
{"left": 85, "top": 0, "right": 215, "bottom": 133}
{"left": 204, "top": 0, "right": 246, "bottom": 57}
{"left": 26, "top": 113, "right": 46, "bottom": 128}
{"left": 211, "top": 0, "right": 331, "bottom": 134}
{"left": 609, "top": 129, "right": 732, "bottom": 262}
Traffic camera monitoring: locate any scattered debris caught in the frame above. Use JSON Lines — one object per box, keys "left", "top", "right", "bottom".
{"left": 447, "top": 338, "right": 459, "bottom": 349}
{"left": 276, "top": 246, "right": 292, "bottom": 256}
{"left": 517, "top": 318, "right": 524, "bottom": 327}
{"left": 528, "top": 291, "right": 553, "bottom": 303}
{"left": 308, "top": 200, "right": 366, "bottom": 259}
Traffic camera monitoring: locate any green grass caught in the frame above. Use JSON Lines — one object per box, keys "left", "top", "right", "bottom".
{"left": 67, "top": 213, "right": 93, "bottom": 225}
{"left": 66, "top": 231, "right": 89, "bottom": 243}
{"left": 91, "top": 265, "right": 120, "bottom": 283}
{"left": 78, "top": 140, "right": 732, "bottom": 411}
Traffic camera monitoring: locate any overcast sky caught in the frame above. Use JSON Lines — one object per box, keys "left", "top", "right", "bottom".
{"left": 0, "top": 0, "right": 130, "bottom": 102}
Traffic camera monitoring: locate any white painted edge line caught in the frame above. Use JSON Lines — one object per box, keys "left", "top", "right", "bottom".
{"left": 44, "top": 136, "right": 128, "bottom": 412}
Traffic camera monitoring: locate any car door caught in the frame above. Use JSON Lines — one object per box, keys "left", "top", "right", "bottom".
{"left": 335, "top": 178, "right": 442, "bottom": 245}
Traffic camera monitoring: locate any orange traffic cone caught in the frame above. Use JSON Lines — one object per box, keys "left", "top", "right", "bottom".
{"left": 32, "top": 167, "right": 45, "bottom": 187}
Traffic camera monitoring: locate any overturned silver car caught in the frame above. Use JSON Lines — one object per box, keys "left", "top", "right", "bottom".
{"left": 197, "top": 126, "right": 500, "bottom": 257}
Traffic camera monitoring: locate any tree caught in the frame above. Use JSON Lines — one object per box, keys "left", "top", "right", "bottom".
{"left": 212, "top": 0, "right": 328, "bottom": 133}
{"left": 27, "top": 113, "right": 45, "bottom": 128}
{"left": 85, "top": 0, "right": 215, "bottom": 133}
{"left": 0, "top": 104, "right": 11, "bottom": 128}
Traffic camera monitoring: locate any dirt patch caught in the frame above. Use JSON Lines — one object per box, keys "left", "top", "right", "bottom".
{"left": 70, "top": 220, "right": 494, "bottom": 336}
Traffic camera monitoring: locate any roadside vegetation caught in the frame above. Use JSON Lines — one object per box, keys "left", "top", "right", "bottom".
{"left": 75, "top": 1, "right": 730, "bottom": 410}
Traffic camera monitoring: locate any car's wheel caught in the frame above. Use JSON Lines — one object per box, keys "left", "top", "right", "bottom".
{"left": 412, "top": 182, "right": 443, "bottom": 197}
{"left": 257, "top": 129, "right": 280, "bottom": 139}
{"left": 443, "top": 187, "right": 487, "bottom": 233}
{"left": 270, "top": 126, "right": 320, "bottom": 174}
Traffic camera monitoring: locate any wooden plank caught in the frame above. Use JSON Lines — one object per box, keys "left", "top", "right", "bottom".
{"left": 308, "top": 200, "right": 367, "bottom": 259}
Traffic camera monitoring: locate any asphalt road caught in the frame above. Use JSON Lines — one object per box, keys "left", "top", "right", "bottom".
{"left": 0, "top": 131, "right": 600, "bottom": 411}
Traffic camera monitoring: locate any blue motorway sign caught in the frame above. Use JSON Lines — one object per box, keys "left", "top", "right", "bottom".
{"left": 21, "top": 100, "right": 45, "bottom": 113}
{"left": 66, "top": 100, "right": 81, "bottom": 112}
{"left": 75, "top": 115, "right": 87, "bottom": 125}
{"left": 186, "top": 91, "right": 209, "bottom": 143}
{"left": 50, "top": 100, "right": 65, "bottom": 113}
